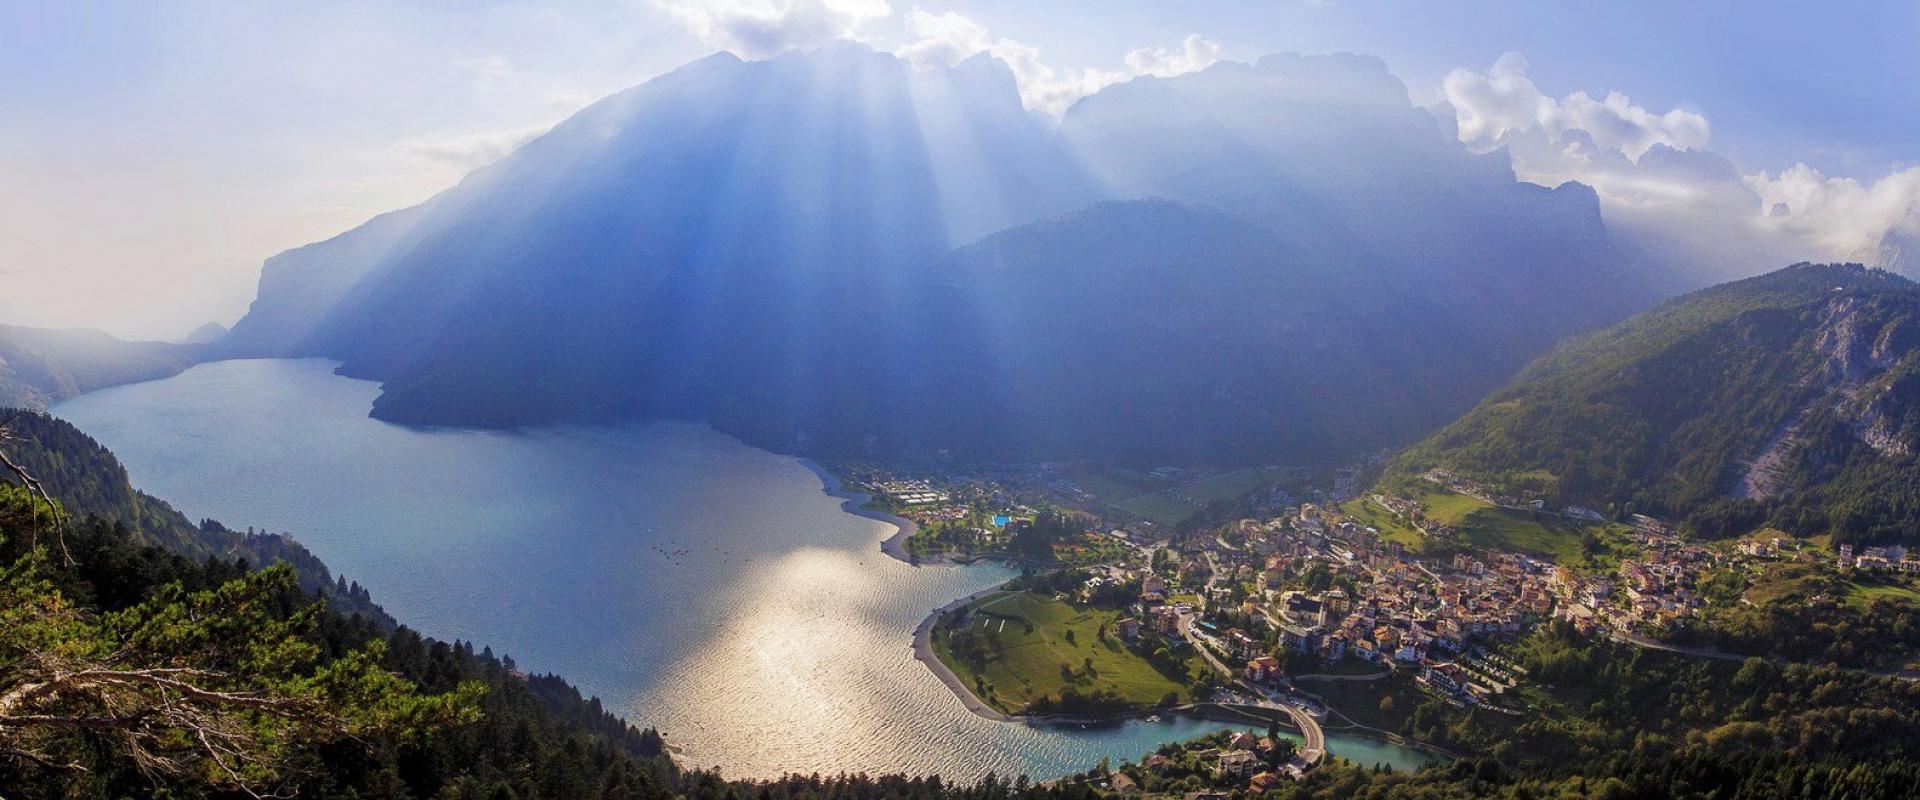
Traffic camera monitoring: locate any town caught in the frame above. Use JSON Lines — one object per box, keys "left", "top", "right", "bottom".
{"left": 844, "top": 458, "right": 1920, "bottom": 790}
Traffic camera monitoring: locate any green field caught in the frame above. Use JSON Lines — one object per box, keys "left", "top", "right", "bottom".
{"left": 1110, "top": 466, "right": 1292, "bottom": 527}
{"left": 1743, "top": 565, "right": 1920, "bottom": 610}
{"left": 1181, "top": 466, "right": 1294, "bottom": 503}
{"left": 1336, "top": 497, "right": 1425, "bottom": 549}
{"left": 933, "top": 591, "right": 1199, "bottom": 715}
{"left": 1844, "top": 577, "right": 1920, "bottom": 609}
{"left": 1062, "top": 469, "right": 1152, "bottom": 503}
{"left": 1419, "top": 490, "right": 1494, "bottom": 526}
{"left": 1365, "top": 488, "right": 1633, "bottom": 569}
{"left": 1115, "top": 493, "right": 1204, "bottom": 527}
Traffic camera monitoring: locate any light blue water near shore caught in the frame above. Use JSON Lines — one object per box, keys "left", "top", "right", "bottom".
{"left": 53, "top": 359, "right": 1437, "bottom": 779}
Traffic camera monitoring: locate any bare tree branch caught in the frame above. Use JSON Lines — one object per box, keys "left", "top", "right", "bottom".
{"left": 0, "top": 414, "right": 72, "bottom": 565}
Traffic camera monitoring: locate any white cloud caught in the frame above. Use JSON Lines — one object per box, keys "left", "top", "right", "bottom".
{"left": 450, "top": 54, "right": 517, "bottom": 96}
{"left": 1124, "top": 34, "right": 1220, "bottom": 78}
{"left": 890, "top": 8, "right": 1216, "bottom": 117}
{"left": 654, "top": 0, "right": 891, "bottom": 58}
{"left": 894, "top": 8, "right": 989, "bottom": 69}
{"left": 653, "top": 2, "right": 1219, "bottom": 118}
{"left": 1437, "top": 52, "right": 1920, "bottom": 283}
{"left": 980, "top": 38, "right": 1127, "bottom": 118}
{"left": 402, "top": 125, "right": 549, "bottom": 170}
{"left": 1747, "top": 164, "right": 1920, "bottom": 260}
{"left": 891, "top": 7, "right": 1112, "bottom": 116}
{"left": 1444, "top": 52, "right": 1707, "bottom": 160}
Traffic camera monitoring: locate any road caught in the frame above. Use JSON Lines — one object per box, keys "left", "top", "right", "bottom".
{"left": 1176, "top": 611, "right": 1326, "bottom": 771}
{"left": 1291, "top": 670, "right": 1389, "bottom": 683}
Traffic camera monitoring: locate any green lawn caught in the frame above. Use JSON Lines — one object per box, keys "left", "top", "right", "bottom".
{"left": 933, "top": 591, "right": 1199, "bottom": 715}
{"left": 1741, "top": 563, "right": 1824, "bottom": 605}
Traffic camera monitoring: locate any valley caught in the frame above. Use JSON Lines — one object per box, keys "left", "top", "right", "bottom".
{"left": 6, "top": 9, "right": 1920, "bottom": 797}
{"left": 45, "top": 357, "right": 1436, "bottom": 780}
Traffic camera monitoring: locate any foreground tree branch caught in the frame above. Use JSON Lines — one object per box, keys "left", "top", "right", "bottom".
{"left": 0, "top": 550, "right": 475, "bottom": 795}
{"left": 0, "top": 414, "right": 70, "bottom": 564}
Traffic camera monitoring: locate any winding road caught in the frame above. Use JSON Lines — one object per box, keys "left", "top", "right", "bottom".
{"left": 1176, "top": 611, "right": 1326, "bottom": 771}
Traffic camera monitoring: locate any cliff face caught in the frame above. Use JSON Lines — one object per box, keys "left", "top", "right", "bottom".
{"left": 221, "top": 206, "right": 427, "bottom": 358}
{"left": 1734, "top": 292, "right": 1920, "bottom": 498}
{"left": 1388, "top": 263, "right": 1920, "bottom": 544}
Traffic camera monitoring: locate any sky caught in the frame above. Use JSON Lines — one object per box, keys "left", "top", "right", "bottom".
{"left": 2, "top": 1, "right": 1916, "bottom": 339}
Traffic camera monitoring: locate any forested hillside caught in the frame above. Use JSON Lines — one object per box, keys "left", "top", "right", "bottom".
{"left": 1385, "top": 262, "right": 1920, "bottom": 545}
{"left": 0, "top": 408, "right": 389, "bottom": 621}
{"left": 0, "top": 473, "right": 684, "bottom": 796}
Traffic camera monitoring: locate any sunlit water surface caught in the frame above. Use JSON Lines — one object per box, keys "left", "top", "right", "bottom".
{"left": 54, "top": 359, "right": 1436, "bottom": 779}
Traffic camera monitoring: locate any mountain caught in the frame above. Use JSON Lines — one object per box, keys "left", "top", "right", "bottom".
{"left": 0, "top": 324, "right": 202, "bottom": 410}
{"left": 176, "top": 321, "right": 229, "bottom": 344}
{"left": 1385, "top": 262, "right": 1920, "bottom": 545}
{"left": 859, "top": 198, "right": 1619, "bottom": 464}
{"left": 221, "top": 44, "right": 1653, "bottom": 465}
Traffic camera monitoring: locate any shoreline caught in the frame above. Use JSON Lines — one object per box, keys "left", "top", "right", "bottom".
{"left": 799, "top": 459, "right": 1050, "bottom": 569}
{"left": 913, "top": 586, "right": 1020, "bottom": 722}
{"left": 800, "top": 459, "right": 919, "bottom": 563}
{"left": 802, "top": 457, "right": 1449, "bottom": 766}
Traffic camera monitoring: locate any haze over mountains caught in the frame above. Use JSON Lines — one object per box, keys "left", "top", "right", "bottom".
{"left": 0, "top": 325, "right": 202, "bottom": 410}
{"left": 208, "top": 43, "right": 1655, "bottom": 464}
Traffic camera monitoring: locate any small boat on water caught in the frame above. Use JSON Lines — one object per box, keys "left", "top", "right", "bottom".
{"left": 1145, "top": 715, "right": 1162, "bottom": 723}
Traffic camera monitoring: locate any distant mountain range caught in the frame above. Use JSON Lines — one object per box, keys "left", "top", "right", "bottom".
{"left": 0, "top": 325, "right": 202, "bottom": 410}
{"left": 1386, "top": 262, "right": 1920, "bottom": 545}
{"left": 212, "top": 43, "right": 1655, "bottom": 464}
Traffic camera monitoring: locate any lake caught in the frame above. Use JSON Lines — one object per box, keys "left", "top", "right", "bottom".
{"left": 53, "top": 358, "right": 1437, "bottom": 779}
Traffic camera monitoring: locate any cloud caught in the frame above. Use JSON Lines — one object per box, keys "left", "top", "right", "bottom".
{"left": 978, "top": 39, "right": 1127, "bottom": 118}
{"left": 1444, "top": 52, "right": 1707, "bottom": 160}
{"left": 652, "top": 2, "right": 1219, "bottom": 118}
{"left": 402, "top": 125, "right": 549, "bottom": 170}
{"left": 891, "top": 8, "right": 1216, "bottom": 117}
{"left": 1434, "top": 52, "right": 1920, "bottom": 284}
{"left": 450, "top": 54, "right": 517, "bottom": 96}
{"left": 654, "top": 0, "right": 890, "bottom": 58}
{"left": 1747, "top": 164, "right": 1920, "bottom": 260}
{"left": 894, "top": 8, "right": 989, "bottom": 69}
{"left": 1124, "top": 34, "right": 1220, "bottom": 78}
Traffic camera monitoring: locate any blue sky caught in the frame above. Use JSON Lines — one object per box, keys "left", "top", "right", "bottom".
{"left": 2, "top": 1, "right": 1916, "bottom": 337}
